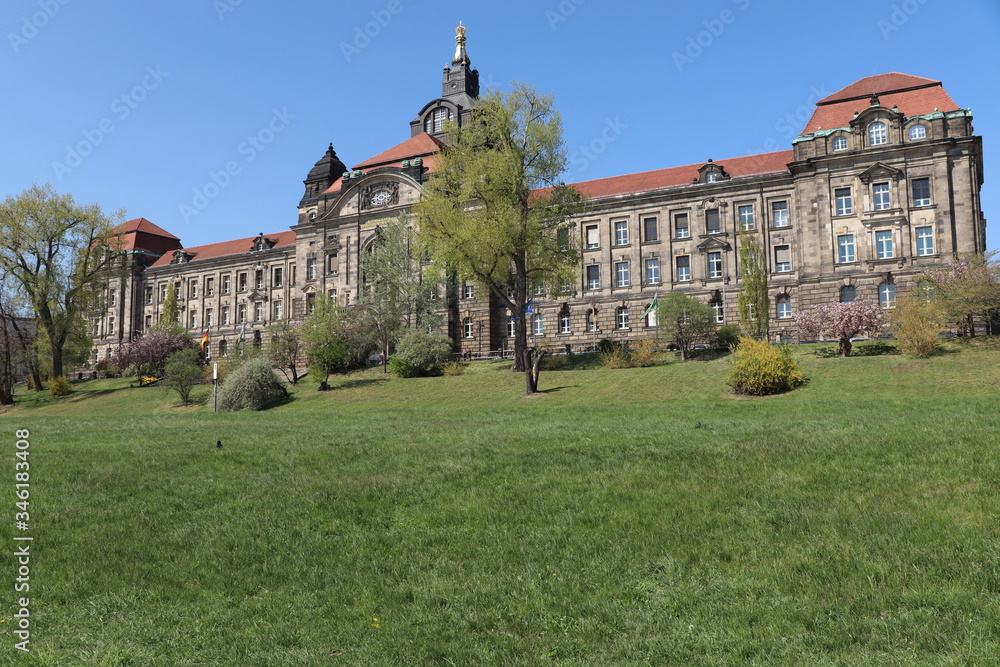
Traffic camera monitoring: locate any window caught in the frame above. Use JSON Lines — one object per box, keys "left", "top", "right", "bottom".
{"left": 706, "top": 173, "right": 718, "bottom": 183}
{"left": 840, "top": 286, "right": 857, "bottom": 303}
{"left": 145, "top": 287, "right": 153, "bottom": 305}
{"left": 273, "top": 268, "right": 283, "bottom": 288}
{"left": 144, "top": 315, "right": 152, "bottom": 329}
{"left": 159, "top": 284, "right": 167, "bottom": 302}
{"left": 739, "top": 205, "right": 755, "bottom": 231}
{"left": 108, "top": 316, "right": 115, "bottom": 335}
{"left": 909, "top": 125, "right": 926, "bottom": 140}
{"left": 254, "top": 303, "right": 263, "bottom": 322}
{"left": 219, "top": 339, "right": 228, "bottom": 357}
{"left": 289, "top": 264, "right": 296, "bottom": 285}
{"left": 912, "top": 178, "right": 931, "bottom": 207}
{"left": 206, "top": 277, "right": 215, "bottom": 297}
{"left": 533, "top": 281, "right": 545, "bottom": 297}
{"left": 237, "top": 273, "right": 247, "bottom": 292}
{"left": 776, "top": 295, "right": 792, "bottom": 319}
{"left": 108, "top": 291, "right": 116, "bottom": 307}
{"left": 868, "top": 121, "right": 887, "bottom": 146}
{"left": 832, "top": 136, "right": 848, "bottom": 151}
{"left": 676, "top": 256, "right": 691, "bottom": 282}
{"left": 705, "top": 209, "right": 720, "bottom": 234}
{"left": 255, "top": 270, "right": 264, "bottom": 290}
{"left": 711, "top": 300, "right": 724, "bottom": 324}
{"left": 205, "top": 308, "right": 214, "bottom": 327}
{"left": 533, "top": 314, "right": 544, "bottom": 336}
{"left": 189, "top": 281, "right": 198, "bottom": 299}
{"left": 507, "top": 316, "right": 516, "bottom": 338}
{"left": 328, "top": 254, "right": 338, "bottom": 275}
{"left": 838, "top": 234, "right": 856, "bottom": 263}
{"left": 916, "top": 226, "right": 935, "bottom": 256}
{"left": 586, "top": 309, "right": 596, "bottom": 332}
{"left": 835, "top": 188, "right": 853, "bottom": 216}
{"left": 873, "top": 183, "right": 891, "bottom": 211}
{"left": 585, "top": 225, "right": 599, "bottom": 249}
{"left": 273, "top": 301, "right": 283, "bottom": 320}
{"left": 645, "top": 259, "right": 660, "bottom": 285}
{"left": 875, "top": 230, "right": 894, "bottom": 259}
{"left": 463, "top": 318, "right": 474, "bottom": 338}
{"left": 429, "top": 107, "right": 450, "bottom": 133}
{"left": 557, "top": 227, "right": 570, "bottom": 250}
{"left": 306, "top": 293, "right": 316, "bottom": 314}
{"left": 643, "top": 217, "right": 658, "bottom": 242}
{"left": 614, "top": 221, "right": 629, "bottom": 246}
{"left": 675, "top": 213, "right": 690, "bottom": 239}
{"left": 222, "top": 306, "right": 231, "bottom": 325}
{"left": 616, "top": 306, "right": 630, "bottom": 329}
{"left": 879, "top": 283, "right": 896, "bottom": 309}
{"left": 559, "top": 310, "right": 571, "bottom": 334}
{"left": 708, "top": 252, "right": 722, "bottom": 278}
{"left": 306, "top": 258, "right": 317, "bottom": 280}
{"left": 222, "top": 275, "right": 231, "bottom": 294}
{"left": 237, "top": 304, "right": 247, "bottom": 323}
{"left": 463, "top": 284, "right": 475, "bottom": 299}
{"left": 772, "top": 201, "right": 789, "bottom": 228}
{"left": 586, "top": 265, "right": 600, "bottom": 290}
{"left": 190, "top": 311, "right": 197, "bottom": 329}
{"left": 615, "top": 261, "right": 630, "bottom": 287}
{"left": 774, "top": 245, "right": 791, "bottom": 272}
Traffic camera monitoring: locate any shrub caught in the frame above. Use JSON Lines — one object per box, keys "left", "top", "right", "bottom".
{"left": 629, "top": 338, "right": 656, "bottom": 367}
{"left": 542, "top": 354, "right": 569, "bottom": 371}
{"left": 49, "top": 375, "right": 71, "bottom": 396}
{"left": 597, "top": 338, "right": 621, "bottom": 354}
{"left": 442, "top": 361, "right": 466, "bottom": 376}
{"left": 164, "top": 348, "right": 203, "bottom": 405}
{"left": 714, "top": 325, "right": 742, "bottom": 350}
{"left": 600, "top": 347, "right": 632, "bottom": 369}
{"left": 217, "top": 358, "right": 288, "bottom": 411}
{"left": 891, "top": 293, "right": 945, "bottom": 357}
{"left": 726, "top": 336, "right": 804, "bottom": 396}
{"left": 390, "top": 330, "right": 453, "bottom": 377}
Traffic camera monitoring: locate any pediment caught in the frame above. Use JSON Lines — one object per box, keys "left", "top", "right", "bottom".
{"left": 247, "top": 289, "right": 268, "bottom": 302}
{"left": 696, "top": 236, "right": 732, "bottom": 252}
{"left": 858, "top": 162, "right": 903, "bottom": 183}
{"left": 697, "top": 197, "right": 729, "bottom": 210}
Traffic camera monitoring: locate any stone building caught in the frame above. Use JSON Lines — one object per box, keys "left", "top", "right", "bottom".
{"left": 91, "top": 27, "right": 985, "bottom": 363}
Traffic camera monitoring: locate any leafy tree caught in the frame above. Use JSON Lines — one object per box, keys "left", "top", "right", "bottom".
{"left": 217, "top": 357, "right": 288, "bottom": 411}
{"left": 795, "top": 299, "right": 884, "bottom": 357}
{"left": 0, "top": 184, "right": 125, "bottom": 377}
{"left": 111, "top": 324, "right": 193, "bottom": 377}
{"left": 358, "top": 218, "right": 441, "bottom": 373}
{"left": 389, "top": 330, "right": 454, "bottom": 377}
{"left": 737, "top": 231, "right": 769, "bottom": 338}
{"left": 922, "top": 252, "right": 1000, "bottom": 336}
{"left": 657, "top": 292, "right": 717, "bottom": 360}
{"left": 163, "top": 347, "right": 203, "bottom": 405}
{"left": 415, "top": 84, "right": 585, "bottom": 396}
{"left": 267, "top": 321, "right": 304, "bottom": 384}
{"left": 161, "top": 282, "right": 180, "bottom": 326}
{"left": 299, "top": 297, "right": 368, "bottom": 388}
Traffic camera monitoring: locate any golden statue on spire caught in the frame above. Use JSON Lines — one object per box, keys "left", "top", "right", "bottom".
{"left": 453, "top": 21, "right": 470, "bottom": 66}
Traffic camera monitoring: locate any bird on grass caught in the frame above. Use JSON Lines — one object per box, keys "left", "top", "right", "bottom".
{"left": 216, "top": 440, "right": 223, "bottom": 449}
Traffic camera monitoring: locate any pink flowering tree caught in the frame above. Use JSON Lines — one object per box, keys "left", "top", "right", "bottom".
{"left": 795, "top": 299, "right": 884, "bottom": 357}
{"left": 922, "top": 253, "right": 1000, "bottom": 336}
{"left": 111, "top": 325, "right": 194, "bottom": 377}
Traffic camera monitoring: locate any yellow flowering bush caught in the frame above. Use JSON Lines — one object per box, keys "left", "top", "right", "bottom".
{"left": 726, "top": 336, "right": 804, "bottom": 396}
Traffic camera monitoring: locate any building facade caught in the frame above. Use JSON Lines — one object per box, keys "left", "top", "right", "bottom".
{"left": 92, "top": 28, "right": 986, "bottom": 363}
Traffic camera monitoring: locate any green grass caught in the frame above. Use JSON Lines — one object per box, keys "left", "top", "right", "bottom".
{"left": 1, "top": 340, "right": 999, "bottom": 665}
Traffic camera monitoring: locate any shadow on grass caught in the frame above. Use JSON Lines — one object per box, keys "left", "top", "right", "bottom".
{"left": 334, "top": 377, "right": 391, "bottom": 391}
{"left": 537, "top": 385, "right": 575, "bottom": 394}
{"left": 809, "top": 342, "right": 898, "bottom": 358}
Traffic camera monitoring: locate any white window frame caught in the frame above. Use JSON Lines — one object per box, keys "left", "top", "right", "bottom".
{"left": 615, "top": 261, "right": 630, "bottom": 287}
{"left": 774, "top": 245, "right": 791, "bottom": 273}
{"left": 832, "top": 136, "right": 848, "bottom": 151}
{"left": 463, "top": 318, "right": 474, "bottom": 339}
{"left": 873, "top": 182, "right": 891, "bottom": 211}
{"left": 875, "top": 230, "right": 894, "bottom": 259}
{"left": 585, "top": 225, "right": 600, "bottom": 249}
{"left": 675, "top": 213, "right": 690, "bottom": 239}
{"left": 772, "top": 201, "right": 789, "bottom": 228}
{"left": 614, "top": 221, "right": 629, "bottom": 246}
{"left": 879, "top": 283, "right": 896, "bottom": 309}
{"left": 586, "top": 265, "right": 600, "bottom": 290}
{"left": 739, "top": 204, "right": 755, "bottom": 231}
{"left": 705, "top": 209, "right": 721, "bottom": 234}
{"left": 838, "top": 235, "right": 856, "bottom": 263}
{"left": 835, "top": 188, "right": 853, "bottom": 216}
{"left": 912, "top": 178, "right": 931, "bottom": 207}
{"left": 711, "top": 300, "right": 724, "bottom": 324}
{"left": 616, "top": 306, "right": 630, "bottom": 330}
{"left": 777, "top": 297, "right": 792, "bottom": 320}
{"left": 708, "top": 252, "right": 723, "bottom": 279}
{"left": 916, "top": 226, "right": 934, "bottom": 256}
{"left": 909, "top": 125, "right": 926, "bottom": 140}
{"left": 868, "top": 121, "right": 887, "bottom": 146}
{"left": 533, "top": 314, "right": 544, "bottom": 336}
{"left": 676, "top": 256, "right": 691, "bottom": 282}
{"left": 559, "top": 311, "right": 571, "bottom": 334}
{"left": 645, "top": 259, "right": 660, "bottom": 286}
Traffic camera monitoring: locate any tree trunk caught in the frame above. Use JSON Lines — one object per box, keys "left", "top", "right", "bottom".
{"left": 524, "top": 347, "right": 545, "bottom": 396}
{"left": 839, "top": 336, "right": 852, "bottom": 357}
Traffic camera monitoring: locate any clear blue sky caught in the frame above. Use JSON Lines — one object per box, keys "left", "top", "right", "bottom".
{"left": 3, "top": 0, "right": 998, "bottom": 250}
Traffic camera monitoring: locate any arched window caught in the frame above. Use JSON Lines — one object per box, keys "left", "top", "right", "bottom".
{"left": 425, "top": 107, "right": 451, "bottom": 134}
{"left": 506, "top": 314, "right": 516, "bottom": 338}
{"left": 463, "top": 317, "right": 474, "bottom": 338}
{"left": 832, "top": 136, "right": 848, "bottom": 151}
{"left": 616, "top": 306, "right": 630, "bottom": 330}
{"left": 879, "top": 283, "right": 896, "bottom": 309}
{"left": 559, "top": 309, "right": 571, "bottom": 334}
{"left": 776, "top": 295, "right": 792, "bottom": 319}
{"left": 840, "top": 285, "right": 857, "bottom": 303}
{"left": 909, "top": 125, "right": 926, "bottom": 140}
{"left": 868, "top": 121, "right": 887, "bottom": 146}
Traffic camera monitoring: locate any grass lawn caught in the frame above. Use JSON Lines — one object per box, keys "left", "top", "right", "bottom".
{"left": 1, "top": 339, "right": 998, "bottom": 665}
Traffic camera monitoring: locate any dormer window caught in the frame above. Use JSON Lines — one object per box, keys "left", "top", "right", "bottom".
{"left": 425, "top": 107, "right": 452, "bottom": 134}
{"left": 909, "top": 125, "right": 927, "bottom": 140}
{"left": 868, "top": 121, "right": 888, "bottom": 146}
{"left": 832, "top": 136, "right": 848, "bottom": 151}
{"left": 706, "top": 173, "right": 718, "bottom": 183}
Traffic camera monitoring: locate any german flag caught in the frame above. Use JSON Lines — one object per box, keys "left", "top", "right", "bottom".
{"left": 200, "top": 330, "right": 209, "bottom": 351}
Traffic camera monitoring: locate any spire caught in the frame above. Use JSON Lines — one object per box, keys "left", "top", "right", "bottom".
{"left": 453, "top": 21, "right": 470, "bottom": 67}
{"left": 299, "top": 142, "right": 347, "bottom": 207}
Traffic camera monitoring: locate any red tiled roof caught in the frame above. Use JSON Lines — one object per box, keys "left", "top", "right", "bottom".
{"left": 119, "top": 217, "right": 179, "bottom": 240}
{"left": 553, "top": 150, "right": 793, "bottom": 201}
{"left": 353, "top": 132, "right": 445, "bottom": 169}
{"left": 802, "top": 72, "right": 961, "bottom": 134}
{"left": 149, "top": 230, "right": 296, "bottom": 268}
